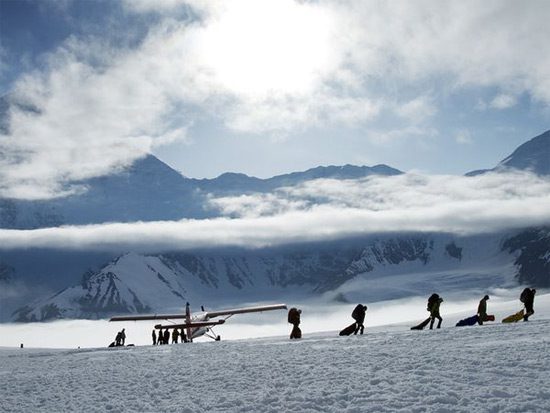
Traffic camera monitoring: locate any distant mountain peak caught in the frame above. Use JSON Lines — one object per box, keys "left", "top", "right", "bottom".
{"left": 466, "top": 129, "right": 550, "bottom": 176}
{"left": 274, "top": 163, "right": 402, "bottom": 179}
{"left": 209, "top": 163, "right": 403, "bottom": 182}
{"left": 191, "top": 163, "right": 402, "bottom": 195}
{"left": 497, "top": 129, "right": 550, "bottom": 175}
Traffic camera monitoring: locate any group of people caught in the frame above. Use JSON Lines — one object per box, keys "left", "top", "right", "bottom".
{"left": 410, "top": 288, "right": 538, "bottom": 331}
{"left": 288, "top": 287, "right": 538, "bottom": 338}
{"left": 288, "top": 303, "right": 368, "bottom": 339}
{"left": 152, "top": 328, "right": 188, "bottom": 345}
{"left": 112, "top": 288, "right": 538, "bottom": 345}
{"left": 413, "top": 288, "right": 538, "bottom": 330}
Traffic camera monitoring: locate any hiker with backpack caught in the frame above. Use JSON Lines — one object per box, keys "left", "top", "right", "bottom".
{"left": 115, "top": 329, "right": 126, "bottom": 346}
{"left": 352, "top": 304, "right": 367, "bottom": 335}
{"left": 477, "top": 295, "right": 490, "bottom": 325}
{"left": 520, "top": 288, "right": 536, "bottom": 321}
{"left": 411, "top": 293, "right": 443, "bottom": 330}
{"left": 114, "top": 331, "right": 122, "bottom": 346}
{"left": 428, "top": 293, "right": 443, "bottom": 329}
{"left": 288, "top": 307, "right": 302, "bottom": 339}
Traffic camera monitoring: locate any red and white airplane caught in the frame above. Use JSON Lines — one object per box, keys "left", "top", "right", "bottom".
{"left": 110, "top": 302, "right": 287, "bottom": 342}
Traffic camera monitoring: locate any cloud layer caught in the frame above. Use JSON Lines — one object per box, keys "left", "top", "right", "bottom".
{"left": 1, "top": 171, "right": 549, "bottom": 252}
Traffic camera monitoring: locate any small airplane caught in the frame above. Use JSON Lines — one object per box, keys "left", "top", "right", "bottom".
{"left": 110, "top": 302, "right": 287, "bottom": 342}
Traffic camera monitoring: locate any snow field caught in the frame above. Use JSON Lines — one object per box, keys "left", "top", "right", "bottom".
{"left": 1, "top": 316, "right": 550, "bottom": 413}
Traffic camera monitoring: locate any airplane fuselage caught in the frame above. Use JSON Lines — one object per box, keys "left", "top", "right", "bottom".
{"left": 189, "top": 313, "right": 209, "bottom": 339}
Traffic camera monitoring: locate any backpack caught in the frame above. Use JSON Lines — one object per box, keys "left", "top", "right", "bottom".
{"left": 352, "top": 304, "right": 365, "bottom": 321}
{"left": 427, "top": 293, "right": 439, "bottom": 311}
{"left": 288, "top": 308, "right": 300, "bottom": 324}
{"left": 520, "top": 288, "right": 531, "bottom": 303}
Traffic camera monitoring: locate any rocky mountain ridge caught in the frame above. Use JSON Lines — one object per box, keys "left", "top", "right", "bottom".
{"left": 0, "top": 156, "right": 402, "bottom": 229}
{"left": 14, "top": 229, "right": 549, "bottom": 322}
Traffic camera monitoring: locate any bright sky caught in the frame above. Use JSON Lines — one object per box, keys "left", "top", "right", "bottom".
{"left": 0, "top": 0, "right": 549, "bottom": 194}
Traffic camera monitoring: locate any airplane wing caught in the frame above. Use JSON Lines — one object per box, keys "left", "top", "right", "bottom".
{"left": 110, "top": 314, "right": 187, "bottom": 322}
{"left": 205, "top": 303, "right": 287, "bottom": 319}
{"left": 154, "top": 320, "right": 225, "bottom": 329}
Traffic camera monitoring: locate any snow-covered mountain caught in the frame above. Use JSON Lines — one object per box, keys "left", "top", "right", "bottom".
{"left": 14, "top": 230, "right": 546, "bottom": 322}
{"left": 2, "top": 130, "right": 550, "bottom": 322}
{"left": 2, "top": 129, "right": 548, "bottom": 229}
{"left": 0, "top": 261, "right": 15, "bottom": 288}
{"left": 498, "top": 130, "right": 550, "bottom": 175}
{"left": 0, "top": 260, "right": 14, "bottom": 284}
{"left": 192, "top": 164, "right": 402, "bottom": 194}
{"left": 0, "top": 155, "right": 402, "bottom": 229}
{"left": 466, "top": 129, "right": 550, "bottom": 176}
{"left": 502, "top": 227, "right": 550, "bottom": 287}
{"left": 0, "top": 93, "right": 402, "bottom": 228}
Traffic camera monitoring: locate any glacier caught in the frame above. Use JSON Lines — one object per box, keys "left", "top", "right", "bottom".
{"left": 1, "top": 292, "right": 549, "bottom": 413}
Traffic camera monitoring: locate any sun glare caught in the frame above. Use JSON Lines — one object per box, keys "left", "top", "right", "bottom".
{"left": 195, "top": 0, "right": 335, "bottom": 98}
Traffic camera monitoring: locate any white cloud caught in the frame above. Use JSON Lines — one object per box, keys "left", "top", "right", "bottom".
{"left": 0, "top": 25, "right": 193, "bottom": 199}
{"left": 226, "top": 91, "right": 381, "bottom": 135}
{"left": 125, "top": 0, "right": 550, "bottom": 129}
{"left": 209, "top": 193, "right": 309, "bottom": 218}
{"left": 367, "top": 126, "right": 438, "bottom": 145}
{"left": 395, "top": 96, "right": 437, "bottom": 123}
{"left": 227, "top": 171, "right": 550, "bottom": 217}
{"left": 490, "top": 94, "right": 517, "bottom": 109}
{"left": 455, "top": 129, "right": 473, "bottom": 145}
{"left": 475, "top": 99, "right": 488, "bottom": 111}
{"left": 106, "top": 0, "right": 550, "bottom": 125}
{"left": 1, "top": 171, "right": 549, "bottom": 251}
{"left": 123, "top": 0, "right": 188, "bottom": 14}
{"left": 2, "top": 0, "right": 550, "bottom": 199}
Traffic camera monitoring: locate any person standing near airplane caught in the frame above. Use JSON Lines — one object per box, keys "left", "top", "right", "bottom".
{"left": 110, "top": 303, "right": 287, "bottom": 342}
{"left": 288, "top": 307, "right": 302, "bottom": 339}
{"left": 152, "top": 329, "right": 157, "bottom": 345}
{"left": 172, "top": 329, "right": 179, "bottom": 344}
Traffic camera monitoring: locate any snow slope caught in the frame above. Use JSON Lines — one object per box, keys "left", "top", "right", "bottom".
{"left": 1, "top": 302, "right": 550, "bottom": 412}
